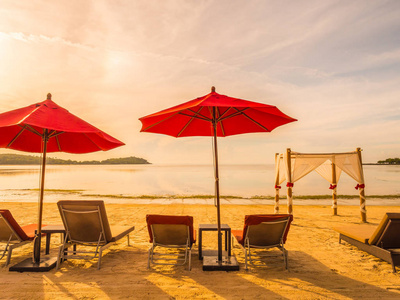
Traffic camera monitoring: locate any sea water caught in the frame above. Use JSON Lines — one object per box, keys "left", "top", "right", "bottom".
{"left": 0, "top": 164, "right": 398, "bottom": 204}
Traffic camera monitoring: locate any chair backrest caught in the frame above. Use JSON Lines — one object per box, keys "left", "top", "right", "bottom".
{"left": 242, "top": 214, "right": 293, "bottom": 245}
{"left": 151, "top": 224, "right": 189, "bottom": 246}
{"left": 57, "top": 200, "right": 112, "bottom": 244}
{"left": 369, "top": 213, "right": 400, "bottom": 248}
{"left": 246, "top": 219, "right": 289, "bottom": 247}
{"left": 146, "top": 215, "right": 195, "bottom": 245}
{"left": 0, "top": 210, "right": 29, "bottom": 242}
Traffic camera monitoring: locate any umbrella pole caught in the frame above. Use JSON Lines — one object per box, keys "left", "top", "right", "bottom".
{"left": 33, "top": 130, "right": 48, "bottom": 263}
{"left": 202, "top": 103, "right": 238, "bottom": 271}
{"left": 212, "top": 115, "right": 223, "bottom": 263}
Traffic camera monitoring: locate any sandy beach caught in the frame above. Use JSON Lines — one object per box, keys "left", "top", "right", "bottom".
{"left": 0, "top": 201, "right": 399, "bottom": 299}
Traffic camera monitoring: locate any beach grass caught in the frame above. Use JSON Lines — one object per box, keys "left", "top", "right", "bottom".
{"left": 27, "top": 188, "right": 85, "bottom": 193}
{"left": 79, "top": 193, "right": 400, "bottom": 200}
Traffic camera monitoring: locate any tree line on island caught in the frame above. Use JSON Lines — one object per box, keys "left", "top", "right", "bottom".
{"left": 0, "top": 154, "right": 150, "bottom": 165}
{"left": 377, "top": 158, "right": 400, "bottom": 165}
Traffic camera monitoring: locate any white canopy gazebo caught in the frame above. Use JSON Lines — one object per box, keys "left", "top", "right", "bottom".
{"left": 274, "top": 148, "right": 366, "bottom": 222}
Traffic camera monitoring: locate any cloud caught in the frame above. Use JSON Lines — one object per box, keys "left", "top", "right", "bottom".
{"left": 0, "top": 1, "right": 399, "bottom": 165}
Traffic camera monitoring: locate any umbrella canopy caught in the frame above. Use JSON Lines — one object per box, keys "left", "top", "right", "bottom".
{"left": 140, "top": 87, "right": 296, "bottom": 137}
{"left": 0, "top": 93, "right": 124, "bottom": 266}
{"left": 0, "top": 95, "right": 123, "bottom": 153}
{"left": 139, "top": 87, "right": 297, "bottom": 267}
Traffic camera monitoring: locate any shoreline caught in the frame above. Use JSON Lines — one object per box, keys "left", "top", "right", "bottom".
{"left": 0, "top": 191, "right": 399, "bottom": 206}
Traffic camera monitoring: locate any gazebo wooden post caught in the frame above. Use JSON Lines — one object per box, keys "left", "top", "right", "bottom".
{"left": 274, "top": 153, "right": 280, "bottom": 214}
{"left": 286, "top": 148, "right": 293, "bottom": 214}
{"left": 331, "top": 161, "right": 338, "bottom": 216}
{"left": 357, "top": 148, "right": 367, "bottom": 223}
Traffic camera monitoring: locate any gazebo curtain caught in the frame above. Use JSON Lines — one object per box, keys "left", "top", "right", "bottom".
{"left": 274, "top": 149, "right": 366, "bottom": 222}
{"left": 277, "top": 152, "right": 364, "bottom": 186}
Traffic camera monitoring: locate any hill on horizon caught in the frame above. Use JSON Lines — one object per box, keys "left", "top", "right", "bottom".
{"left": 0, "top": 154, "right": 150, "bottom": 165}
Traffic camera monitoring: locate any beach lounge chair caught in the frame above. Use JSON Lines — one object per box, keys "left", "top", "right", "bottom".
{"left": 0, "top": 209, "right": 44, "bottom": 266}
{"left": 334, "top": 212, "right": 400, "bottom": 272}
{"left": 56, "top": 200, "right": 135, "bottom": 270}
{"left": 146, "top": 214, "right": 196, "bottom": 270}
{"left": 232, "top": 214, "right": 293, "bottom": 270}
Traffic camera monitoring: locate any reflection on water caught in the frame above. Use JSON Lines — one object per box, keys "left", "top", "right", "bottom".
{"left": 0, "top": 167, "right": 39, "bottom": 176}
{"left": 0, "top": 164, "right": 399, "bottom": 200}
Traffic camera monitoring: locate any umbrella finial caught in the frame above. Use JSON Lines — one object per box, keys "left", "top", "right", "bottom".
{"left": 211, "top": 86, "right": 216, "bottom": 93}
{"left": 47, "top": 93, "right": 52, "bottom": 100}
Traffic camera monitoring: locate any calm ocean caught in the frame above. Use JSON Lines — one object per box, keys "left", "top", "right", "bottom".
{"left": 0, "top": 164, "right": 398, "bottom": 204}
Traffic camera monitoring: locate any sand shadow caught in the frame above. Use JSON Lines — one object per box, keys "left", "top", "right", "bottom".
{"left": 154, "top": 253, "right": 289, "bottom": 299}
{"left": 238, "top": 250, "right": 400, "bottom": 299}
{"left": 1, "top": 245, "right": 172, "bottom": 299}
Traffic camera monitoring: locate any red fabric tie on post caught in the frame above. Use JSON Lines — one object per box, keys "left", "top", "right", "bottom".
{"left": 286, "top": 182, "right": 294, "bottom": 188}
{"left": 355, "top": 184, "right": 365, "bottom": 190}
{"left": 275, "top": 185, "right": 281, "bottom": 189}
{"left": 329, "top": 184, "right": 337, "bottom": 190}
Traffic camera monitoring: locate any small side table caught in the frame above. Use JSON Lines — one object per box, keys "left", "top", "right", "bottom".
{"left": 41, "top": 225, "right": 66, "bottom": 255}
{"left": 198, "top": 224, "right": 231, "bottom": 260}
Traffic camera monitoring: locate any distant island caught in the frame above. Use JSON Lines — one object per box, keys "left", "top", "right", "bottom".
{"left": 0, "top": 154, "right": 150, "bottom": 165}
{"left": 376, "top": 158, "right": 400, "bottom": 165}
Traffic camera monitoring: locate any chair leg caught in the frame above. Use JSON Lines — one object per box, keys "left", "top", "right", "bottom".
{"left": 244, "top": 247, "right": 248, "bottom": 270}
{"left": 5, "top": 247, "right": 12, "bottom": 267}
{"left": 247, "top": 245, "right": 253, "bottom": 265}
{"left": 98, "top": 248, "right": 103, "bottom": 270}
{"left": 57, "top": 234, "right": 70, "bottom": 270}
{"left": 284, "top": 249, "right": 289, "bottom": 270}
{"left": 56, "top": 245, "right": 64, "bottom": 270}
{"left": 127, "top": 234, "right": 130, "bottom": 246}
{"left": 188, "top": 249, "right": 192, "bottom": 271}
{"left": 147, "top": 246, "right": 153, "bottom": 270}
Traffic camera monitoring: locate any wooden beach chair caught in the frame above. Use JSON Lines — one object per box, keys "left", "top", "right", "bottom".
{"left": 146, "top": 214, "right": 196, "bottom": 270}
{"left": 56, "top": 200, "right": 135, "bottom": 270}
{"left": 334, "top": 212, "right": 400, "bottom": 272}
{"left": 232, "top": 214, "right": 293, "bottom": 270}
{"left": 0, "top": 209, "right": 45, "bottom": 266}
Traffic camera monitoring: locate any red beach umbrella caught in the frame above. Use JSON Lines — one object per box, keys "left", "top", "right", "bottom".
{"left": 139, "top": 87, "right": 297, "bottom": 270}
{"left": 0, "top": 93, "right": 124, "bottom": 271}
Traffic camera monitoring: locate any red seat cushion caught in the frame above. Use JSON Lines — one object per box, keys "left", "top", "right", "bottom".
{"left": 0, "top": 209, "right": 31, "bottom": 241}
{"left": 146, "top": 214, "right": 196, "bottom": 245}
{"left": 0, "top": 209, "right": 45, "bottom": 241}
{"left": 20, "top": 224, "right": 40, "bottom": 239}
{"left": 232, "top": 229, "right": 244, "bottom": 245}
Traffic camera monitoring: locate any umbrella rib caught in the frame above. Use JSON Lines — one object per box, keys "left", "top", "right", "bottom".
{"left": 55, "top": 135, "right": 61, "bottom": 151}
{"left": 8, "top": 124, "right": 46, "bottom": 147}
{"left": 216, "top": 107, "right": 226, "bottom": 136}
{"left": 141, "top": 111, "right": 181, "bottom": 131}
{"left": 48, "top": 130, "right": 65, "bottom": 138}
{"left": 232, "top": 108, "right": 270, "bottom": 132}
{"left": 83, "top": 133, "right": 103, "bottom": 151}
{"left": 177, "top": 107, "right": 207, "bottom": 137}
{"left": 218, "top": 108, "right": 250, "bottom": 122}
{"left": 185, "top": 109, "right": 212, "bottom": 121}
{"left": 217, "top": 107, "right": 234, "bottom": 120}
{"left": 25, "top": 125, "right": 44, "bottom": 137}
{"left": 7, "top": 125, "right": 27, "bottom": 148}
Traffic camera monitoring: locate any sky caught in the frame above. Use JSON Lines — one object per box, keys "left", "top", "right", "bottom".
{"left": 0, "top": 0, "right": 399, "bottom": 165}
